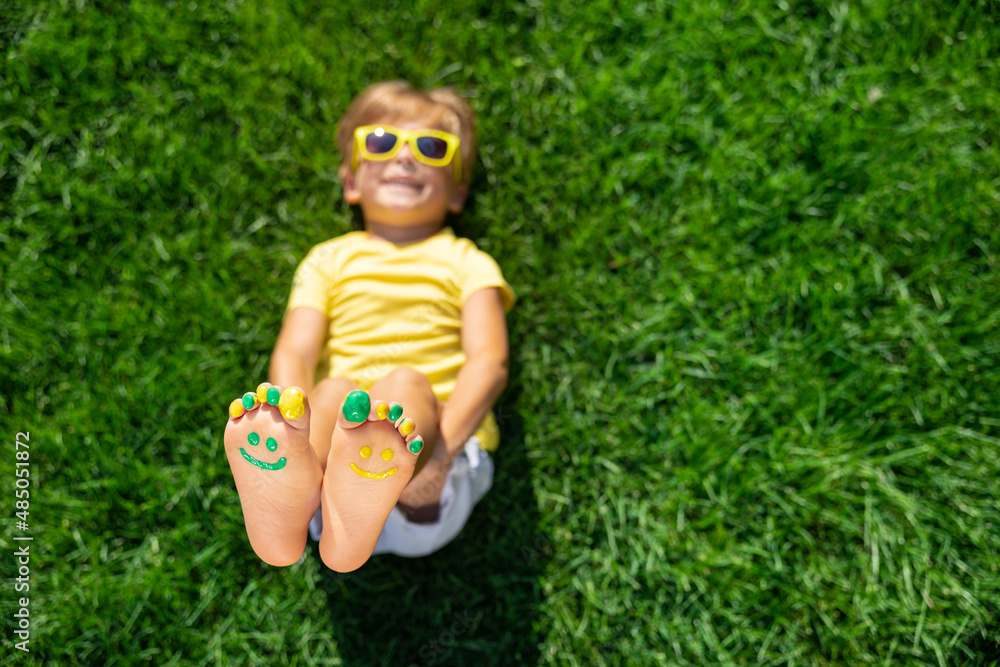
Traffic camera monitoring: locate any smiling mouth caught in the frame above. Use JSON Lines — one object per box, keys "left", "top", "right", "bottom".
{"left": 350, "top": 462, "right": 398, "bottom": 479}
{"left": 384, "top": 178, "right": 422, "bottom": 190}
{"left": 240, "top": 448, "right": 287, "bottom": 471}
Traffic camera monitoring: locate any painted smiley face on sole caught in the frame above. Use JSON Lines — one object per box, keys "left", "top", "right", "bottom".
{"left": 240, "top": 431, "right": 287, "bottom": 471}
{"left": 350, "top": 445, "right": 398, "bottom": 479}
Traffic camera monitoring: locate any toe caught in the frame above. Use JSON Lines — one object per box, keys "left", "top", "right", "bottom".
{"left": 406, "top": 436, "right": 424, "bottom": 456}
{"left": 397, "top": 417, "right": 415, "bottom": 437}
{"left": 256, "top": 382, "right": 283, "bottom": 407}
{"left": 228, "top": 387, "right": 265, "bottom": 419}
{"left": 229, "top": 398, "right": 247, "bottom": 419}
{"left": 277, "top": 386, "right": 310, "bottom": 428}
{"left": 339, "top": 390, "right": 372, "bottom": 428}
{"left": 241, "top": 391, "right": 261, "bottom": 413}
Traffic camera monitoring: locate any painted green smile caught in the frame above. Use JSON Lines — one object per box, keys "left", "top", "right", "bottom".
{"left": 241, "top": 432, "right": 286, "bottom": 471}
{"left": 240, "top": 448, "right": 287, "bottom": 471}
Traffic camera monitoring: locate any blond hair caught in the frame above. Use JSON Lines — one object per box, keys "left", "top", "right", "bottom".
{"left": 336, "top": 81, "right": 478, "bottom": 186}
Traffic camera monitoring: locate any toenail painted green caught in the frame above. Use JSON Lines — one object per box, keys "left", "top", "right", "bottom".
{"left": 388, "top": 404, "right": 403, "bottom": 422}
{"left": 242, "top": 393, "right": 257, "bottom": 410}
{"left": 343, "top": 390, "right": 371, "bottom": 423}
{"left": 248, "top": 432, "right": 260, "bottom": 446}
{"left": 266, "top": 386, "right": 281, "bottom": 405}
{"left": 266, "top": 437, "right": 277, "bottom": 452}
{"left": 408, "top": 438, "right": 424, "bottom": 455}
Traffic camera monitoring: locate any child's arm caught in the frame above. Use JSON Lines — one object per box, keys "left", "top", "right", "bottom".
{"left": 268, "top": 307, "right": 327, "bottom": 394}
{"left": 438, "top": 287, "right": 510, "bottom": 459}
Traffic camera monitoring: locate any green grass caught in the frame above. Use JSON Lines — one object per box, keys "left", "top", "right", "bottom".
{"left": 2, "top": 0, "right": 999, "bottom": 664}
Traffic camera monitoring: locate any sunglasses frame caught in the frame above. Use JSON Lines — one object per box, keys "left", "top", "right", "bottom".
{"left": 352, "top": 125, "right": 463, "bottom": 183}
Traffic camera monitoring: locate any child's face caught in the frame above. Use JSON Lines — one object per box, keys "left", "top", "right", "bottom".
{"left": 343, "top": 116, "right": 468, "bottom": 230}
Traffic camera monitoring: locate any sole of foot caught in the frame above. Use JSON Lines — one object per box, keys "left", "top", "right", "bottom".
{"left": 224, "top": 383, "right": 323, "bottom": 566}
{"left": 318, "top": 390, "right": 424, "bottom": 572}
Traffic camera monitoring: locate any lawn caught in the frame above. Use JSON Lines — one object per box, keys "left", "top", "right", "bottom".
{"left": 2, "top": 0, "right": 999, "bottom": 664}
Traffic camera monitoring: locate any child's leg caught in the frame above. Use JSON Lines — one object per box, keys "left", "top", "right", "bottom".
{"left": 372, "top": 370, "right": 450, "bottom": 522}
{"left": 317, "top": 368, "right": 434, "bottom": 572}
{"left": 369, "top": 367, "right": 441, "bottom": 478}
{"left": 223, "top": 384, "right": 323, "bottom": 566}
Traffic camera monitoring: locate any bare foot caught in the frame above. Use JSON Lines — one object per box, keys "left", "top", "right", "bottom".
{"left": 318, "top": 390, "right": 424, "bottom": 571}
{"left": 224, "top": 383, "right": 323, "bottom": 566}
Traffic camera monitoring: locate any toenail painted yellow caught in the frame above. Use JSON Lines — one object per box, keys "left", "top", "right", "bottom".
{"left": 255, "top": 383, "right": 271, "bottom": 404}
{"left": 360, "top": 446, "right": 372, "bottom": 458}
{"left": 388, "top": 404, "right": 403, "bottom": 422}
{"left": 278, "top": 387, "right": 306, "bottom": 420}
{"left": 376, "top": 403, "right": 389, "bottom": 420}
{"left": 382, "top": 449, "right": 394, "bottom": 461}
{"left": 240, "top": 432, "right": 286, "bottom": 470}
{"left": 229, "top": 399, "right": 245, "bottom": 418}
{"left": 399, "top": 418, "right": 414, "bottom": 436}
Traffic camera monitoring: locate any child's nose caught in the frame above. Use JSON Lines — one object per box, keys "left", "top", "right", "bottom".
{"left": 393, "top": 141, "right": 417, "bottom": 165}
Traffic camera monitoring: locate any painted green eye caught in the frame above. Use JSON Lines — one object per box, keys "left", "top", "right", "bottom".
{"left": 240, "top": 432, "right": 286, "bottom": 471}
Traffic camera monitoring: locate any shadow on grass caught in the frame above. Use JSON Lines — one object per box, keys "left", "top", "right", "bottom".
{"left": 315, "top": 407, "right": 547, "bottom": 667}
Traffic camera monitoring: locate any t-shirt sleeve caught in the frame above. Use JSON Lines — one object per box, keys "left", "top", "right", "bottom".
{"left": 458, "top": 245, "right": 516, "bottom": 313}
{"left": 286, "top": 244, "right": 335, "bottom": 316}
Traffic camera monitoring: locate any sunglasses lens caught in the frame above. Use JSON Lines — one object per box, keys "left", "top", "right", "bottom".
{"left": 416, "top": 136, "right": 449, "bottom": 160}
{"left": 365, "top": 132, "right": 398, "bottom": 154}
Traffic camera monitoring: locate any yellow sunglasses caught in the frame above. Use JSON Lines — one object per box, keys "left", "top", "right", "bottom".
{"left": 352, "top": 125, "right": 462, "bottom": 182}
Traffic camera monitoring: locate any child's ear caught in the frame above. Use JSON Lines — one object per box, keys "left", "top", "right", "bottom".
{"left": 342, "top": 170, "right": 362, "bottom": 205}
{"left": 448, "top": 184, "right": 469, "bottom": 214}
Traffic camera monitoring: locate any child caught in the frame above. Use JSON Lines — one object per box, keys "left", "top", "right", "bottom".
{"left": 222, "top": 81, "right": 515, "bottom": 573}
